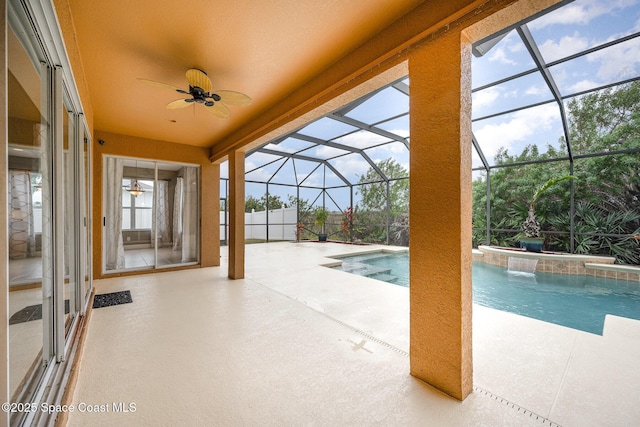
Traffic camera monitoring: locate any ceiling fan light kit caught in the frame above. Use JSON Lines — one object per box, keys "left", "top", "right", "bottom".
{"left": 138, "top": 69, "right": 252, "bottom": 118}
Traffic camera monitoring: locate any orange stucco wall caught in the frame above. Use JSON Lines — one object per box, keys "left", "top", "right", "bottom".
{"left": 91, "top": 131, "right": 219, "bottom": 279}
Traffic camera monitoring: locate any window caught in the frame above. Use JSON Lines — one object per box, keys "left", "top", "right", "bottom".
{"left": 122, "top": 178, "right": 154, "bottom": 230}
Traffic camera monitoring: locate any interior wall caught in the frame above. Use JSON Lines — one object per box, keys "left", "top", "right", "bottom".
{"left": 92, "top": 130, "right": 218, "bottom": 278}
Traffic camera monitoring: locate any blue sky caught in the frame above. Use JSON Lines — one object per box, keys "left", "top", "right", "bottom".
{"left": 222, "top": 0, "right": 640, "bottom": 210}
{"left": 472, "top": 0, "right": 640, "bottom": 167}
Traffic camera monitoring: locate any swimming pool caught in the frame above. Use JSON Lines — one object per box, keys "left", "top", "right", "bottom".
{"left": 332, "top": 251, "right": 640, "bottom": 335}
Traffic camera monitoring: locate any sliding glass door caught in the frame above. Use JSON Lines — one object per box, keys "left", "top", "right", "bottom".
{"left": 7, "top": 24, "right": 52, "bottom": 408}
{"left": 7, "top": 6, "right": 92, "bottom": 422}
{"left": 104, "top": 157, "right": 200, "bottom": 273}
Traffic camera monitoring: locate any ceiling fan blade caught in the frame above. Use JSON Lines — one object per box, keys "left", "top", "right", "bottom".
{"left": 185, "top": 68, "right": 212, "bottom": 92}
{"left": 166, "top": 98, "right": 193, "bottom": 109}
{"left": 215, "top": 90, "right": 253, "bottom": 106}
{"left": 205, "top": 102, "right": 231, "bottom": 118}
{"left": 137, "top": 78, "right": 186, "bottom": 93}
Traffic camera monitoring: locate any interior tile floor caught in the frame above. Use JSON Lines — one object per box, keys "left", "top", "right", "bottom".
{"left": 123, "top": 246, "right": 186, "bottom": 269}
{"left": 8, "top": 247, "right": 186, "bottom": 285}
{"left": 68, "top": 242, "right": 640, "bottom": 426}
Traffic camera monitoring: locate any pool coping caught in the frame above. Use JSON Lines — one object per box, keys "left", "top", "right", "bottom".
{"left": 323, "top": 245, "right": 640, "bottom": 284}
{"left": 321, "top": 247, "right": 408, "bottom": 268}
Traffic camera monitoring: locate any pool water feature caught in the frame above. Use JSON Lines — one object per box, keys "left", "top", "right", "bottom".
{"left": 332, "top": 251, "right": 640, "bottom": 335}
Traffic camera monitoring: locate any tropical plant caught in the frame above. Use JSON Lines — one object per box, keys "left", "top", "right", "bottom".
{"left": 314, "top": 206, "right": 328, "bottom": 235}
{"left": 523, "top": 175, "right": 575, "bottom": 238}
{"left": 341, "top": 207, "right": 353, "bottom": 241}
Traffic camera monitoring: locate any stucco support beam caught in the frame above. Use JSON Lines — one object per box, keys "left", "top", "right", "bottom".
{"left": 409, "top": 28, "right": 473, "bottom": 401}
{"left": 407, "top": 0, "right": 562, "bottom": 402}
{"left": 228, "top": 150, "right": 245, "bottom": 279}
{"left": 202, "top": 162, "right": 220, "bottom": 267}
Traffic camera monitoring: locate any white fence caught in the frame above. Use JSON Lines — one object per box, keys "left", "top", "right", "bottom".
{"left": 219, "top": 206, "right": 298, "bottom": 241}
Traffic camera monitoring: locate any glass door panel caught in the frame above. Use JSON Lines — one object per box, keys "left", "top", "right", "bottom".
{"left": 121, "top": 159, "right": 155, "bottom": 269}
{"left": 177, "top": 166, "right": 199, "bottom": 264}
{"left": 83, "top": 129, "right": 91, "bottom": 301}
{"left": 62, "top": 99, "right": 77, "bottom": 335}
{"left": 154, "top": 162, "right": 178, "bottom": 267}
{"left": 7, "top": 24, "right": 50, "bottom": 408}
{"left": 154, "top": 162, "right": 201, "bottom": 267}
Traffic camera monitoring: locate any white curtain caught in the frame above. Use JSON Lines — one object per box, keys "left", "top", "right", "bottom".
{"left": 181, "top": 167, "right": 198, "bottom": 262}
{"left": 152, "top": 180, "right": 171, "bottom": 247}
{"left": 105, "top": 157, "right": 125, "bottom": 270}
{"left": 8, "top": 170, "right": 35, "bottom": 259}
{"left": 37, "top": 122, "right": 53, "bottom": 304}
{"left": 172, "top": 177, "right": 183, "bottom": 251}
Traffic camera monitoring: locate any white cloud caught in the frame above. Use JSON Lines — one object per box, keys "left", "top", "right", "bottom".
{"left": 474, "top": 104, "right": 559, "bottom": 161}
{"left": 530, "top": 0, "right": 638, "bottom": 29}
{"left": 568, "top": 79, "right": 600, "bottom": 93}
{"left": 472, "top": 86, "right": 501, "bottom": 109}
{"left": 590, "top": 36, "right": 640, "bottom": 82}
{"left": 313, "top": 145, "right": 348, "bottom": 158}
{"left": 525, "top": 84, "right": 547, "bottom": 96}
{"left": 508, "top": 41, "right": 524, "bottom": 54}
{"left": 298, "top": 171, "right": 322, "bottom": 187}
{"left": 488, "top": 46, "right": 517, "bottom": 65}
{"left": 334, "top": 130, "right": 389, "bottom": 149}
{"left": 245, "top": 163, "right": 274, "bottom": 182}
{"left": 539, "top": 33, "right": 589, "bottom": 61}
{"left": 388, "top": 128, "right": 409, "bottom": 138}
{"left": 365, "top": 142, "right": 408, "bottom": 158}
{"left": 331, "top": 156, "right": 370, "bottom": 180}
{"left": 504, "top": 89, "right": 519, "bottom": 98}
{"left": 262, "top": 143, "right": 294, "bottom": 153}
{"left": 245, "top": 152, "right": 283, "bottom": 181}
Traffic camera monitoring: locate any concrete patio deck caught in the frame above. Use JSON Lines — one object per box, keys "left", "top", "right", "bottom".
{"left": 67, "top": 242, "right": 640, "bottom": 426}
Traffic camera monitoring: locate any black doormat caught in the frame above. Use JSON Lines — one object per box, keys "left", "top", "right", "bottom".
{"left": 92, "top": 290, "right": 133, "bottom": 308}
{"left": 10, "top": 300, "right": 70, "bottom": 325}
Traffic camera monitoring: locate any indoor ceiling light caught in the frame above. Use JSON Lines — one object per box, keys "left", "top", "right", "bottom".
{"left": 127, "top": 160, "right": 144, "bottom": 197}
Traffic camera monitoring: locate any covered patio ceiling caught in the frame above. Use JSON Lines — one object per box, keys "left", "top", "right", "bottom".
{"left": 64, "top": 0, "right": 426, "bottom": 148}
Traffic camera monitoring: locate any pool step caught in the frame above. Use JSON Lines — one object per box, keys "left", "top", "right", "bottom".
{"left": 368, "top": 272, "right": 398, "bottom": 283}
{"left": 340, "top": 262, "right": 397, "bottom": 283}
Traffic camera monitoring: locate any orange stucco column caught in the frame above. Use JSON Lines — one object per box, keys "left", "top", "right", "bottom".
{"left": 408, "top": 29, "right": 473, "bottom": 400}
{"left": 201, "top": 162, "right": 220, "bottom": 267}
{"left": 228, "top": 150, "right": 245, "bottom": 279}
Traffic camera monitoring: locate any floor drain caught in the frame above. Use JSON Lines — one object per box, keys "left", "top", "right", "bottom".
{"left": 473, "top": 386, "right": 561, "bottom": 426}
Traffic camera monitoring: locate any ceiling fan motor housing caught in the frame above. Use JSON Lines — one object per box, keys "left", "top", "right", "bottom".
{"left": 189, "top": 85, "right": 221, "bottom": 106}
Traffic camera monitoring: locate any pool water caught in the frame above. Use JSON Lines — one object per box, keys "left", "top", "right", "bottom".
{"left": 333, "top": 251, "right": 640, "bottom": 335}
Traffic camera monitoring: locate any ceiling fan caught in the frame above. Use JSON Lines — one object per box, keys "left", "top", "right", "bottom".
{"left": 137, "top": 68, "right": 252, "bottom": 118}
